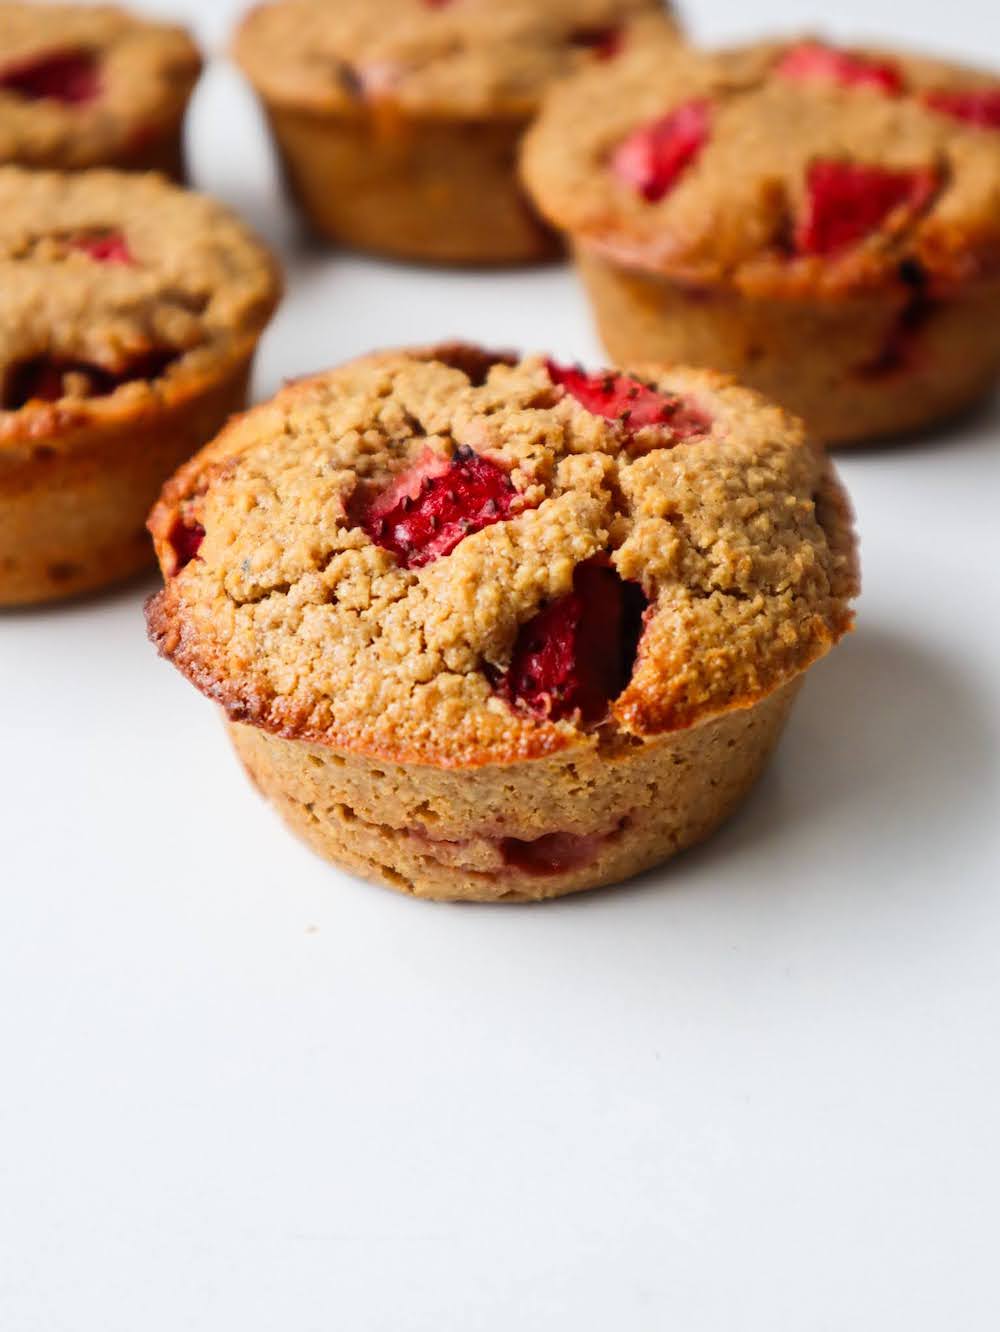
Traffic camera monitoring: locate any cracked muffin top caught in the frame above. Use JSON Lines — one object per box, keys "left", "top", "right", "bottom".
{"left": 146, "top": 344, "right": 858, "bottom": 768}
{"left": 234, "top": 0, "right": 677, "bottom": 119}
{"left": 0, "top": 3, "right": 200, "bottom": 169}
{"left": 521, "top": 34, "right": 1000, "bottom": 297}
{"left": 0, "top": 168, "right": 280, "bottom": 453}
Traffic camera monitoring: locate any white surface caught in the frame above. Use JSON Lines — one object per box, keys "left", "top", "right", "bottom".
{"left": 2, "top": 2, "right": 1000, "bottom": 1328}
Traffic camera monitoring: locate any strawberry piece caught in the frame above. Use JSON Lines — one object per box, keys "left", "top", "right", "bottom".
{"left": 0, "top": 49, "right": 100, "bottom": 105}
{"left": 499, "top": 560, "right": 647, "bottom": 726}
{"left": 362, "top": 446, "right": 517, "bottom": 569}
{"left": 167, "top": 517, "right": 205, "bottom": 573}
{"left": 546, "top": 360, "right": 710, "bottom": 439}
{"left": 570, "top": 26, "right": 623, "bottom": 61}
{"left": 923, "top": 87, "right": 1000, "bottom": 129}
{"left": 70, "top": 231, "right": 133, "bottom": 264}
{"left": 776, "top": 42, "right": 903, "bottom": 94}
{"left": 610, "top": 100, "right": 711, "bottom": 202}
{"left": 796, "top": 160, "right": 937, "bottom": 256}
{"left": 502, "top": 830, "right": 608, "bottom": 875}
{"left": 2, "top": 349, "right": 177, "bottom": 410}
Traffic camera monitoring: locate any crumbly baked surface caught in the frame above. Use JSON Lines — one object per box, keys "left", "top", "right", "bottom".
{"left": 0, "top": 168, "right": 280, "bottom": 456}
{"left": 234, "top": 0, "right": 676, "bottom": 119}
{"left": 0, "top": 3, "right": 201, "bottom": 169}
{"left": 521, "top": 35, "right": 1000, "bottom": 297}
{"left": 146, "top": 344, "right": 858, "bottom": 768}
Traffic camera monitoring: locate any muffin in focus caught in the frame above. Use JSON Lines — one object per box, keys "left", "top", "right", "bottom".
{"left": 146, "top": 343, "right": 858, "bottom": 903}
{"left": 522, "top": 35, "right": 1000, "bottom": 443}
{"left": 0, "top": 168, "right": 280, "bottom": 606}
{"left": 0, "top": 3, "right": 201, "bottom": 178}
{"left": 234, "top": 0, "right": 679, "bottom": 265}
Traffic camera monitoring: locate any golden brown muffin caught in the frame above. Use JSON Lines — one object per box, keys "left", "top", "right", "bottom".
{"left": 0, "top": 168, "right": 281, "bottom": 607}
{"left": 234, "top": 0, "right": 679, "bottom": 265}
{"left": 0, "top": 3, "right": 201, "bottom": 179}
{"left": 146, "top": 343, "right": 859, "bottom": 903}
{"left": 521, "top": 35, "right": 1000, "bottom": 444}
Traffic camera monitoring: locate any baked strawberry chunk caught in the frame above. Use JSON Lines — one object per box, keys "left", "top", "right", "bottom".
{"left": 570, "top": 26, "right": 623, "bottom": 61}
{"left": 2, "top": 349, "right": 177, "bottom": 410}
{"left": 500, "top": 559, "right": 647, "bottom": 726}
{"left": 362, "top": 445, "right": 517, "bottom": 569}
{"left": 547, "top": 360, "right": 710, "bottom": 439}
{"left": 922, "top": 87, "right": 1000, "bottom": 129}
{"left": 167, "top": 517, "right": 205, "bottom": 573}
{"left": 611, "top": 100, "right": 711, "bottom": 202}
{"left": 776, "top": 42, "right": 903, "bottom": 94}
{"left": 796, "top": 160, "right": 937, "bottom": 255}
{"left": 0, "top": 49, "right": 100, "bottom": 105}
{"left": 502, "top": 829, "right": 609, "bottom": 875}
{"left": 70, "top": 231, "right": 133, "bottom": 264}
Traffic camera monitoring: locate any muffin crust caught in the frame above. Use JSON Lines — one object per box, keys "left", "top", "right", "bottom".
{"left": 0, "top": 3, "right": 201, "bottom": 175}
{"left": 522, "top": 36, "right": 1000, "bottom": 440}
{"left": 523, "top": 37, "right": 1000, "bottom": 295}
{"left": 234, "top": 0, "right": 675, "bottom": 120}
{"left": 147, "top": 345, "right": 857, "bottom": 766}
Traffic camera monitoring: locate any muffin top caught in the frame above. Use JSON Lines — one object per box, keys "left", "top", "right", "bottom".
{"left": 521, "top": 35, "right": 1000, "bottom": 296}
{"left": 234, "top": 0, "right": 677, "bottom": 119}
{"left": 0, "top": 2, "right": 200, "bottom": 169}
{"left": 146, "top": 344, "right": 858, "bottom": 768}
{"left": 0, "top": 168, "right": 280, "bottom": 453}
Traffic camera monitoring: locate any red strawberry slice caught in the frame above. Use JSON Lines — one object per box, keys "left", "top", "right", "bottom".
{"left": 570, "top": 25, "right": 624, "bottom": 61}
{"left": 796, "top": 160, "right": 937, "bottom": 256}
{"left": 3, "top": 349, "right": 178, "bottom": 410}
{"left": 610, "top": 100, "right": 711, "bottom": 202}
{"left": 499, "top": 560, "right": 647, "bottom": 726}
{"left": 362, "top": 446, "right": 517, "bottom": 569}
{"left": 167, "top": 517, "right": 205, "bottom": 573}
{"left": 0, "top": 49, "right": 100, "bottom": 105}
{"left": 502, "top": 829, "right": 609, "bottom": 875}
{"left": 70, "top": 231, "right": 133, "bottom": 264}
{"left": 776, "top": 42, "right": 903, "bottom": 94}
{"left": 546, "top": 360, "right": 710, "bottom": 439}
{"left": 922, "top": 87, "right": 1000, "bottom": 129}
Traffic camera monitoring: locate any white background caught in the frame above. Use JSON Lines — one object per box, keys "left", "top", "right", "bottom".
{"left": 2, "top": 2, "right": 999, "bottom": 1329}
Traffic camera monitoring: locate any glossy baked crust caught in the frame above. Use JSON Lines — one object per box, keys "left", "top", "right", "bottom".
{"left": 146, "top": 344, "right": 858, "bottom": 767}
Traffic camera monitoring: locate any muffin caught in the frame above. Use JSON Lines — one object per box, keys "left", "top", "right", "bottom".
{"left": 521, "top": 35, "right": 1000, "bottom": 444}
{"left": 0, "top": 168, "right": 281, "bottom": 607}
{"left": 0, "top": 2, "right": 201, "bottom": 179}
{"left": 233, "top": 0, "right": 679, "bottom": 265}
{"left": 145, "top": 343, "right": 858, "bottom": 903}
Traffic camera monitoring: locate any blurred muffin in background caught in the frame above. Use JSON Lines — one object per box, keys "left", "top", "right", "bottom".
{"left": 0, "top": 2, "right": 201, "bottom": 179}
{"left": 522, "top": 34, "right": 1000, "bottom": 444}
{"left": 234, "top": 0, "right": 680, "bottom": 265}
{"left": 0, "top": 168, "right": 280, "bottom": 606}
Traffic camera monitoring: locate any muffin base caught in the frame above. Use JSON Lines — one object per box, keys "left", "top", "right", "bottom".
{"left": 576, "top": 244, "right": 1000, "bottom": 445}
{"left": 264, "top": 101, "right": 558, "bottom": 265}
{"left": 228, "top": 677, "right": 801, "bottom": 903}
{"left": 0, "top": 357, "right": 252, "bottom": 607}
